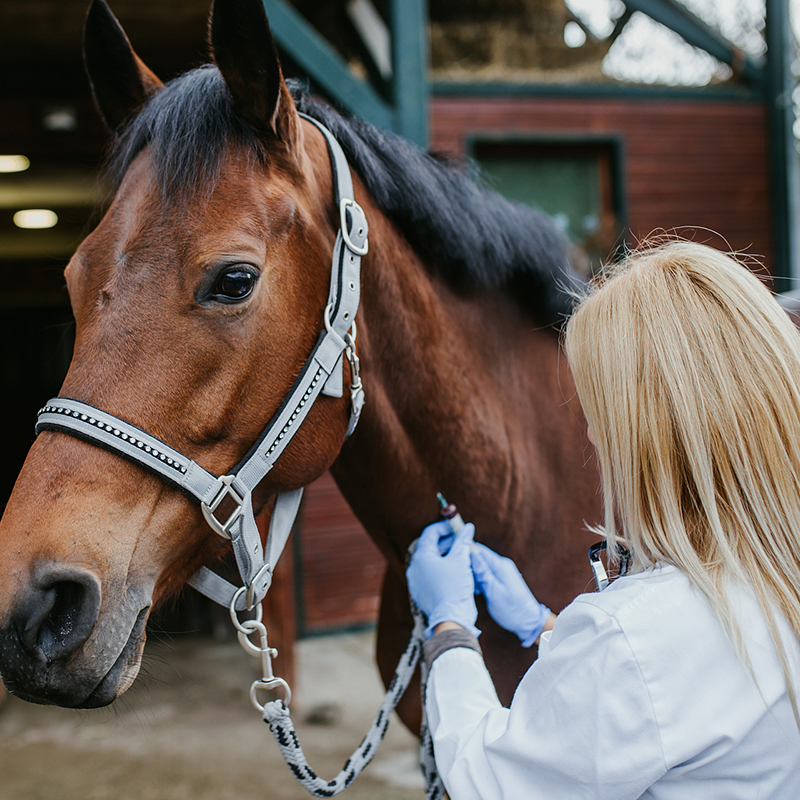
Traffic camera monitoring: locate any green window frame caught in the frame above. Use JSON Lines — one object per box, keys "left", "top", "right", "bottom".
{"left": 467, "top": 133, "right": 627, "bottom": 273}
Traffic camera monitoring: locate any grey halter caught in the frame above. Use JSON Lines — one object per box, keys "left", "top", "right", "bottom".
{"left": 36, "top": 114, "right": 368, "bottom": 613}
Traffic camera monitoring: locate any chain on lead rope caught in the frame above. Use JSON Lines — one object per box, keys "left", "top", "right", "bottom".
{"left": 230, "top": 586, "right": 292, "bottom": 709}
{"left": 228, "top": 587, "right": 444, "bottom": 799}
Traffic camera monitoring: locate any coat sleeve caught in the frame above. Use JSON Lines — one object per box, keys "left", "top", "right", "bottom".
{"left": 425, "top": 599, "right": 669, "bottom": 800}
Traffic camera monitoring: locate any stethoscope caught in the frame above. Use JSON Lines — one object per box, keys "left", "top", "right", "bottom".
{"left": 589, "top": 541, "right": 632, "bottom": 591}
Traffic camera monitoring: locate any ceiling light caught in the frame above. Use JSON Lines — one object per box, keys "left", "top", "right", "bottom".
{"left": 0, "top": 155, "right": 30, "bottom": 173}
{"left": 13, "top": 209, "right": 58, "bottom": 229}
{"left": 43, "top": 107, "right": 78, "bottom": 132}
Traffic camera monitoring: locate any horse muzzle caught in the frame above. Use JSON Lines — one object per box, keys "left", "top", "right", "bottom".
{"left": 0, "top": 563, "right": 149, "bottom": 708}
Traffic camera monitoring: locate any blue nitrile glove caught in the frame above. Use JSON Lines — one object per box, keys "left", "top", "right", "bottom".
{"left": 406, "top": 521, "right": 480, "bottom": 638}
{"left": 471, "top": 542, "right": 552, "bottom": 647}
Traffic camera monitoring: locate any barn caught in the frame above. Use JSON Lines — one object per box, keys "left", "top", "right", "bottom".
{"left": 0, "top": 0, "right": 796, "bottom": 662}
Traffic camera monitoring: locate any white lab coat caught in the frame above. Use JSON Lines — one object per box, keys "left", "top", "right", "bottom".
{"left": 426, "top": 564, "right": 800, "bottom": 799}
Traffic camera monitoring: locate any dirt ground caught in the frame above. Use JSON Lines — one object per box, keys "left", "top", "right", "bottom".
{"left": 0, "top": 632, "right": 424, "bottom": 800}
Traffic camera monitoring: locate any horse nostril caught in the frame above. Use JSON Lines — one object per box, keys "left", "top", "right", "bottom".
{"left": 40, "top": 582, "right": 86, "bottom": 654}
{"left": 16, "top": 568, "right": 102, "bottom": 662}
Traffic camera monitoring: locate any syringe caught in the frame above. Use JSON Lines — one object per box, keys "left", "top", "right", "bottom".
{"left": 436, "top": 492, "right": 474, "bottom": 554}
{"left": 437, "top": 492, "right": 465, "bottom": 532}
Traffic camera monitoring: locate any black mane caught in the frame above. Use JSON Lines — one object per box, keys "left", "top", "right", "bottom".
{"left": 108, "top": 66, "right": 577, "bottom": 326}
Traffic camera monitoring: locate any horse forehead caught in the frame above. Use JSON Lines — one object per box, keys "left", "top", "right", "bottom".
{"left": 200, "top": 162, "right": 302, "bottom": 228}
{"left": 124, "top": 156, "right": 299, "bottom": 245}
{"left": 67, "top": 150, "right": 310, "bottom": 304}
{"left": 86, "top": 181, "right": 239, "bottom": 269}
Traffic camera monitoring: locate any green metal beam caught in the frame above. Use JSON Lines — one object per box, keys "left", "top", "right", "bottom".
{"left": 765, "top": 0, "right": 800, "bottom": 290}
{"left": 262, "top": 0, "right": 394, "bottom": 131}
{"left": 391, "top": 0, "right": 429, "bottom": 147}
{"left": 609, "top": 8, "right": 634, "bottom": 45}
{"left": 260, "top": 0, "right": 429, "bottom": 149}
{"left": 431, "top": 80, "right": 762, "bottom": 102}
{"left": 623, "top": 0, "right": 764, "bottom": 84}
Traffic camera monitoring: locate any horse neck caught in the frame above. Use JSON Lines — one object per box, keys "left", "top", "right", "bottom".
{"left": 330, "top": 197, "right": 571, "bottom": 567}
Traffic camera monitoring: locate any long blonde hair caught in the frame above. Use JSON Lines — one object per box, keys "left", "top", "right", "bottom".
{"left": 564, "top": 241, "right": 800, "bottom": 720}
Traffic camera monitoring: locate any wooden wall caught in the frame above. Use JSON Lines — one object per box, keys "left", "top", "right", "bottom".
{"left": 430, "top": 94, "right": 773, "bottom": 274}
{"left": 295, "top": 473, "right": 384, "bottom": 633}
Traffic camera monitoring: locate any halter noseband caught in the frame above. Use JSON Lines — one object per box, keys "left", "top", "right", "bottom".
{"left": 36, "top": 114, "right": 367, "bottom": 612}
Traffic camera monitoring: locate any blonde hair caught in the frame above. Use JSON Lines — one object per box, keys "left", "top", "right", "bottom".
{"left": 564, "top": 241, "right": 800, "bottom": 721}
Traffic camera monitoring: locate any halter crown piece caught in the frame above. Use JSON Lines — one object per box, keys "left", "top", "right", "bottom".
{"left": 36, "top": 114, "right": 367, "bottom": 614}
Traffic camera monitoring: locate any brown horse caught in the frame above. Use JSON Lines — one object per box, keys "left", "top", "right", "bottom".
{"left": 0, "top": 0, "right": 601, "bottom": 729}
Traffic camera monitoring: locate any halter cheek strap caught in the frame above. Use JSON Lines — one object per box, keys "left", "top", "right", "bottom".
{"left": 36, "top": 114, "right": 367, "bottom": 612}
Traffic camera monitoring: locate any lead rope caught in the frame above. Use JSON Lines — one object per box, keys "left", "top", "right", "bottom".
{"left": 231, "top": 575, "right": 444, "bottom": 798}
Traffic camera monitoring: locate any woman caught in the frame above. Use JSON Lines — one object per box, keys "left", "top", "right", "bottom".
{"left": 407, "top": 242, "right": 800, "bottom": 798}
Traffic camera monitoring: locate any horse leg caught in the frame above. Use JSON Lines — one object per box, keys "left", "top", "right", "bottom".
{"left": 376, "top": 566, "right": 422, "bottom": 735}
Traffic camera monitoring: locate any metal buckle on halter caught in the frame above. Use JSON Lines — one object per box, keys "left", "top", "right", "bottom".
{"left": 340, "top": 198, "right": 369, "bottom": 256}
{"left": 201, "top": 474, "right": 247, "bottom": 539}
{"left": 245, "top": 561, "right": 273, "bottom": 610}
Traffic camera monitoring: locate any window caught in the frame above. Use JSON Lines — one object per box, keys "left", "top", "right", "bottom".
{"left": 471, "top": 136, "right": 626, "bottom": 274}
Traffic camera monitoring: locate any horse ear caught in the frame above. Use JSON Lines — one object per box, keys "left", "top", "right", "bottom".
{"left": 83, "top": 0, "right": 163, "bottom": 131}
{"left": 208, "top": 0, "right": 298, "bottom": 145}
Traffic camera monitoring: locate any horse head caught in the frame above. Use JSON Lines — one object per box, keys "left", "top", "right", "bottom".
{"left": 0, "top": 0, "right": 356, "bottom": 707}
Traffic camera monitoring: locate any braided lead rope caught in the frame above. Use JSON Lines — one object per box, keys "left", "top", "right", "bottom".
{"left": 259, "top": 602, "right": 444, "bottom": 799}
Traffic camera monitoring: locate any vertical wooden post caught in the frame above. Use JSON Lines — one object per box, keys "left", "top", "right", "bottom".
{"left": 257, "top": 509, "right": 297, "bottom": 695}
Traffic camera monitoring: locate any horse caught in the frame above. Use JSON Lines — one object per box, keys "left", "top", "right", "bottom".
{"left": 0, "top": 0, "right": 601, "bottom": 732}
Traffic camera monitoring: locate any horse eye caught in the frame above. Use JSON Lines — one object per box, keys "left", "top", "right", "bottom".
{"left": 211, "top": 268, "right": 257, "bottom": 302}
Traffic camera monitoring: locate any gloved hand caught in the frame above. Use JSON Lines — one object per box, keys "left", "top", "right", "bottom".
{"left": 471, "top": 542, "right": 552, "bottom": 647}
{"left": 406, "top": 521, "right": 479, "bottom": 638}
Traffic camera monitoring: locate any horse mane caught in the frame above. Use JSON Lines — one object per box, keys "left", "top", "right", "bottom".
{"left": 107, "top": 65, "right": 578, "bottom": 326}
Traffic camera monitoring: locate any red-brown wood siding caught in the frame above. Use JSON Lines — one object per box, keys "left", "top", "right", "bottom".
{"left": 297, "top": 472, "right": 384, "bottom": 632}
{"left": 431, "top": 96, "right": 773, "bottom": 272}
